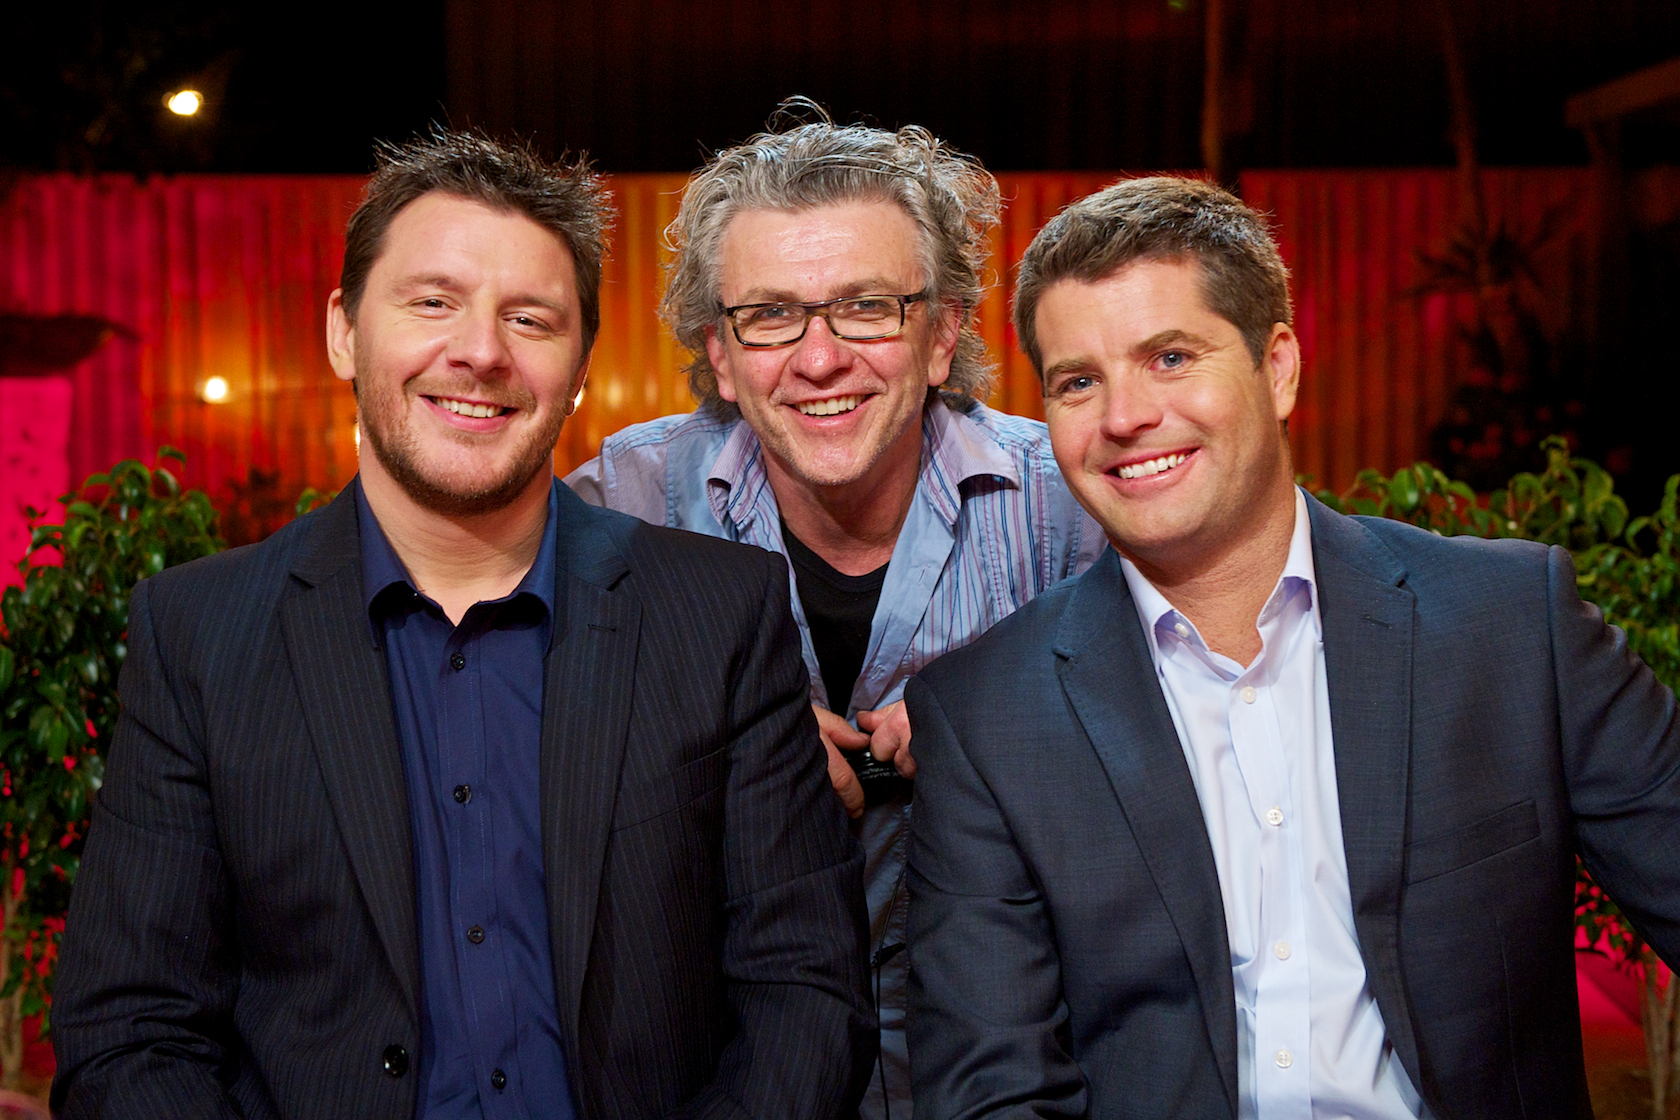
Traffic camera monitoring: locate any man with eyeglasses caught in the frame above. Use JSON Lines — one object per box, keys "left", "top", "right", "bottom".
{"left": 566, "top": 111, "right": 1105, "bottom": 1117}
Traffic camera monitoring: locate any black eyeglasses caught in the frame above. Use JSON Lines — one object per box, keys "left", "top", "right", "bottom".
{"left": 720, "top": 292, "right": 929, "bottom": 348}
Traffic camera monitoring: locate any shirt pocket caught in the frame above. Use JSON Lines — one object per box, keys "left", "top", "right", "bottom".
{"left": 1404, "top": 799, "right": 1541, "bottom": 885}
{"left": 610, "top": 746, "right": 731, "bottom": 831}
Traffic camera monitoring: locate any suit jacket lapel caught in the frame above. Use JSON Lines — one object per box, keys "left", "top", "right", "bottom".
{"left": 1307, "top": 498, "right": 1426, "bottom": 1092}
{"left": 279, "top": 486, "right": 419, "bottom": 1019}
{"left": 540, "top": 491, "right": 641, "bottom": 1055}
{"left": 1054, "top": 550, "right": 1240, "bottom": 1115}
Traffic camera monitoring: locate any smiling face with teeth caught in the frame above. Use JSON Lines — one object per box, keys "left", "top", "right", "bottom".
{"left": 327, "top": 191, "right": 586, "bottom": 519}
{"left": 704, "top": 201, "right": 958, "bottom": 514}
{"left": 1036, "top": 256, "right": 1301, "bottom": 585}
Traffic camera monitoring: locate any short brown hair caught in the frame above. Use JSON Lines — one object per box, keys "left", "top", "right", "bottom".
{"left": 340, "top": 129, "right": 614, "bottom": 355}
{"left": 1013, "top": 177, "right": 1291, "bottom": 380}
{"left": 662, "top": 104, "right": 1001, "bottom": 414}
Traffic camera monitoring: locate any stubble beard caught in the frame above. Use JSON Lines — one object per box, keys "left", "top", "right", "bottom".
{"left": 354, "top": 359, "right": 567, "bottom": 518}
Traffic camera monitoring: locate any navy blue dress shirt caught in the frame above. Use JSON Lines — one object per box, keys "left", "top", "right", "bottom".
{"left": 359, "top": 480, "right": 577, "bottom": 1120}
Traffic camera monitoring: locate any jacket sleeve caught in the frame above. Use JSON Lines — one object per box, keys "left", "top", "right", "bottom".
{"left": 1553, "top": 543, "right": 1680, "bottom": 968}
{"left": 903, "top": 674, "right": 1089, "bottom": 1118}
{"left": 673, "top": 549, "right": 876, "bottom": 1119}
{"left": 50, "top": 577, "right": 246, "bottom": 1118}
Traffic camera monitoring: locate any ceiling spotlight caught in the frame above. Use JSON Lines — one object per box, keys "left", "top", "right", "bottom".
{"left": 166, "top": 90, "right": 203, "bottom": 116}
{"left": 200, "top": 376, "right": 229, "bottom": 403}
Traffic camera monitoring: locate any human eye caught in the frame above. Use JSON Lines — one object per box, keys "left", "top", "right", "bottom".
{"left": 507, "top": 312, "right": 555, "bottom": 334}
{"left": 742, "top": 303, "right": 797, "bottom": 326}
{"left": 836, "top": 296, "right": 895, "bottom": 320}
{"left": 1152, "top": 349, "right": 1194, "bottom": 372}
{"left": 1048, "top": 372, "right": 1099, "bottom": 399}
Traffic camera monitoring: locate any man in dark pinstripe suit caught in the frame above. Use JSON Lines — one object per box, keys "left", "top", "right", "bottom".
{"left": 51, "top": 131, "right": 875, "bottom": 1119}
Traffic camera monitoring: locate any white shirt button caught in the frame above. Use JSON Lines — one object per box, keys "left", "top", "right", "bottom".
{"left": 1173, "top": 620, "right": 1190, "bottom": 639}
{"left": 1274, "top": 940, "right": 1292, "bottom": 960}
{"left": 1275, "top": 1048, "right": 1294, "bottom": 1069}
{"left": 1266, "top": 806, "right": 1284, "bottom": 826}
{"left": 1241, "top": 686, "right": 1257, "bottom": 704}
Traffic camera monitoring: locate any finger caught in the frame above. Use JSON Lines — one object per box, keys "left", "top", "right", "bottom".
{"left": 894, "top": 748, "right": 916, "bottom": 781}
{"left": 865, "top": 701, "right": 911, "bottom": 765}
{"left": 823, "top": 737, "right": 866, "bottom": 819}
{"left": 814, "top": 703, "right": 870, "bottom": 750}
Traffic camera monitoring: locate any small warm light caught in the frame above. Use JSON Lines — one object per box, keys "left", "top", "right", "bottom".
{"left": 571, "top": 385, "right": 585, "bottom": 410}
{"left": 200, "top": 376, "right": 229, "bottom": 403}
{"left": 353, "top": 420, "right": 361, "bottom": 448}
{"left": 166, "top": 90, "right": 203, "bottom": 116}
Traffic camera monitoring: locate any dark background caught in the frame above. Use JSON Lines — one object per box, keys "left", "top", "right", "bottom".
{"left": 5, "top": 0, "right": 1679, "bottom": 504}
{"left": 7, "top": 0, "right": 1676, "bottom": 175}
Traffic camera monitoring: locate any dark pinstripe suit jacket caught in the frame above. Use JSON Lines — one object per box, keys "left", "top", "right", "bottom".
{"left": 51, "top": 480, "right": 875, "bottom": 1119}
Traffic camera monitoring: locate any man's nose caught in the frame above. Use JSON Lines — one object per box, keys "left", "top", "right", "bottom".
{"left": 787, "top": 314, "right": 851, "bottom": 380}
{"left": 448, "top": 307, "right": 513, "bottom": 374}
{"left": 1100, "top": 373, "right": 1164, "bottom": 439}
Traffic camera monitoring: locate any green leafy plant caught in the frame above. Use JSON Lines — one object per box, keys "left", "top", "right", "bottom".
{"left": 0, "top": 449, "right": 222, "bottom": 1088}
{"left": 1315, "top": 435, "right": 1680, "bottom": 1118}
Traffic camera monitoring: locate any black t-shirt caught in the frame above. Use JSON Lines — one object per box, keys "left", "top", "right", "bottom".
{"left": 781, "top": 521, "right": 888, "bottom": 712}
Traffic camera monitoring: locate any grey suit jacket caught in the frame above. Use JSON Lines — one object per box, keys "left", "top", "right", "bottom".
{"left": 905, "top": 496, "right": 1680, "bottom": 1119}
{"left": 52, "top": 481, "right": 875, "bottom": 1119}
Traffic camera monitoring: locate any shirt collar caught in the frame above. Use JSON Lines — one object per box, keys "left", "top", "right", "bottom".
{"left": 357, "top": 477, "right": 561, "bottom": 649}
{"left": 1120, "top": 486, "right": 1321, "bottom": 667}
{"left": 703, "top": 399, "right": 1022, "bottom": 534}
{"left": 706, "top": 417, "right": 776, "bottom": 534}
{"left": 921, "top": 400, "right": 1022, "bottom": 528}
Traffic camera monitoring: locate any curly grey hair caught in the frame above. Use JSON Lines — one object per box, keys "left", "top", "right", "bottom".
{"left": 662, "top": 105, "right": 1002, "bottom": 414}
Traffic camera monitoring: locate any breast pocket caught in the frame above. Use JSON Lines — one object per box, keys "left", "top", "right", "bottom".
{"left": 1405, "top": 799, "right": 1541, "bottom": 884}
{"left": 610, "top": 747, "right": 731, "bottom": 831}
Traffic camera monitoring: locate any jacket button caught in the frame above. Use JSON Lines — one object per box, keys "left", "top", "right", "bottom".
{"left": 450, "top": 652, "right": 466, "bottom": 671}
{"left": 467, "top": 925, "right": 485, "bottom": 944}
{"left": 382, "top": 1044, "right": 409, "bottom": 1077}
{"left": 453, "top": 784, "right": 471, "bottom": 804}
{"left": 490, "top": 1068, "right": 507, "bottom": 1090}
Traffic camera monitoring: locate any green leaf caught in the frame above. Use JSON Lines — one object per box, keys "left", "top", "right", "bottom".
{"left": 1388, "top": 470, "right": 1421, "bottom": 513}
{"left": 28, "top": 707, "right": 69, "bottom": 758}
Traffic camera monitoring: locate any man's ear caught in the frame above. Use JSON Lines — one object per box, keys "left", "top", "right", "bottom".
{"left": 924, "top": 301, "right": 960, "bottom": 390}
{"left": 1265, "top": 322, "right": 1301, "bottom": 424}
{"left": 704, "top": 325, "right": 739, "bottom": 404}
{"left": 326, "top": 289, "right": 357, "bottom": 384}
{"left": 565, "top": 355, "right": 591, "bottom": 417}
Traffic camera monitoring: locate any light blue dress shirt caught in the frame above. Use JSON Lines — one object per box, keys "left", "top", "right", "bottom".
{"left": 566, "top": 398, "right": 1104, "bottom": 1119}
{"left": 1120, "top": 489, "right": 1429, "bottom": 1120}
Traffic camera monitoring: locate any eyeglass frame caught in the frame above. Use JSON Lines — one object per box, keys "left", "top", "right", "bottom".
{"left": 718, "top": 291, "right": 931, "bottom": 348}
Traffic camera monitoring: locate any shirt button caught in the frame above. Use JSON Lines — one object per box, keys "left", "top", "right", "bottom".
{"left": 1275, "top": 1048, "right": 1294, "bottom": 1069}
{"left": 453, "top": 784, "right": 471, "bottom": 804}
{"left": 490, "top": 1068, "right": 507, "bottom": 1090}
{"left": 1241, "top": 686, "right": 1257, "bottom": 704}
{"left": 450, "top": 652, "right": 466, "bottom": 671}
{"left": 467, "top": 925, "right": 485, "bottom": 944}
{"left": 1266, "top": 807, "right": 1284, "bottom": 827}
{"left": 1274, "top": 940, "right": 1292, "bottom": 960}
{"left": 382, "top": 1044, "right": 409, "bottom": 1077}
{"left": 1173, "top": 620, "right": 1190, "bottom": 639}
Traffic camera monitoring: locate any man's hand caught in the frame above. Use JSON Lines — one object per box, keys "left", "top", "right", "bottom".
{"left": 858, "top": 699, "right": 915, "bottom": 780}
{"left": 813, "top": 704, "right": 868, "bottom": 819}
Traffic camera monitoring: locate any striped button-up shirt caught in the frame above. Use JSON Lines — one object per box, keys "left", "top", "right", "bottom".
{"left": 566, "top": 397, "right": 1104, "bottom": 1119}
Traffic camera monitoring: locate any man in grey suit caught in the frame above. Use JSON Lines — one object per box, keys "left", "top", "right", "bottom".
{"left": 51, "top": 131, "right": 874, "bottom": 1118}
{"left": 905, "top": 176, "right": 1680, "bottom": 1118}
